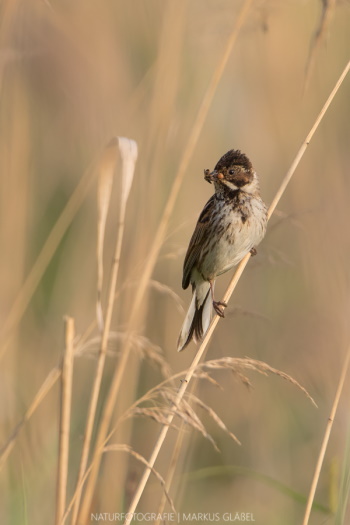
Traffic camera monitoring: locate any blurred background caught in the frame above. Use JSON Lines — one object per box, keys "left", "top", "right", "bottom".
{"left": 1, "top": 1, "right": 350, "bottom": 524}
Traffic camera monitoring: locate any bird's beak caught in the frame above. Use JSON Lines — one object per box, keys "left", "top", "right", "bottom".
{"left": 204, "top": 169, "right": 224, "bottom": 183}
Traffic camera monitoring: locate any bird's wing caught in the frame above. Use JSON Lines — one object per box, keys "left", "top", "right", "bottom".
{"left": 182, "top": 195, "right": 215, "bottom": 289}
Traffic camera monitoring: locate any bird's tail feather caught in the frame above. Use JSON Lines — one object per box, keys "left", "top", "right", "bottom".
{"left": 177, "top": 283, "right": 211, "bottom": 352}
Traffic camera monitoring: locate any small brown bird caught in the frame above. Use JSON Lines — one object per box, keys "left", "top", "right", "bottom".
{"left": 177, "top": 149, "right": 267, "bottom": 352}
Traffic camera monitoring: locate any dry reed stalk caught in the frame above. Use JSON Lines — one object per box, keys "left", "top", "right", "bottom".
{"left": 122, "top": 60, "right": 350, "bottom": 525}
{"left": 55, "top": 317, "right": 75, "bottom": 525}
{"left": 77, "top": 2, "right": 254, "bottom": 520}
{"left": 302, "top": 344, "right": 350, "bottom": 525}
{"left": 96, "top": 139, "right": 119, "bottom": 331}
{"left": 71, "top": 138, "right": 137, "bottom": 525}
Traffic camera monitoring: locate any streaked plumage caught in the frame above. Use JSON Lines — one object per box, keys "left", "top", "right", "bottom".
{"left": 177, "top": 149, "right": 267, "bottom": 352}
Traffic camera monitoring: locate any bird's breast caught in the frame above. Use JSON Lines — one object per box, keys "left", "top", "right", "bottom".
{"left": 198, "top": 195, "right": 267, "bottom": 279}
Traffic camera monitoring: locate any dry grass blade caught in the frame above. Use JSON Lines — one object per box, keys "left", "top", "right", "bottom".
{"left": 126, "top": 334, "right": 173, "bottom": 379}
{"left": 96, "top": 136, "right": 137, "bottom": 331}
{"left": 159, "top": 388, "right": 220, "bottom": 450}
{"left": 131, "top": 406, "right": 178, "bottom": 426}
{"left": 159, "top": 388, "right": 241, "bottom": 444}
{"left": 200, "top": 358, "right": 316, "bottom": 407}
{"left": 76, "top": 331, "right": 172, "bottom": 379}
{"left": 77, "top": 4, "right": 254, "bottom": 521}
{"left": 0, "top": 366, "right": 61, "bottom": 470}
{"left": 267, "top": 59, "right": 350, "bottom": 222}
{"left": 128, "top": 406, "right": 203, "bottom": 441}
{"left": 225, "top": 305, "right": 270, "bottom": 323}
{"left": 72, "top": 137, "right": 138, "bottom": 525}
{"left": 96, "top": 138, "right": 118, "bottom": 331}
{"left": 55, "top": 317, "right": 75, "bottom": 525}
{"left": 335, "top": 430, "right": 350, "bottom": 524}
{"left": 0, "top": 163, "right": 95, "bottom": 360}
{"left": 302, "top": 344, "right": 350, "bottom": 525}
{"left": 118, "top": 136, "right": 138, "bottom": 207}
{"left": 123, "top": 61, "right": 350, "bottom": 525}
{"left": 128, "top": 394, "right": 218, "bottom": 451}
{"left": 188, "top": 392, "right": 241, "bottom": 446}
{"left": 192, "top": 370, "right": 223, "bottom": 390}
{"left": 199, "top": 359, "right": 252, "bottom": 388}
{"left": 178, "top": 397, "right": 219, "bottom": 452}
{"left": 150, "top": 280, "right": 185, "bottom": 315}
{"left": 103, "top": 444, "right": 176, "bottom": 515}
{"left": 304, "top": 0, "right": 337, "bottom": 93}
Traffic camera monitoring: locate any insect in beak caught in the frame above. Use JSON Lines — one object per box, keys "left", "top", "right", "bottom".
{"left": 204, "top": 169, "right": 212, "bottom": 183}
{"left": 204, "top": 170, "right": 224, "bottom": 183}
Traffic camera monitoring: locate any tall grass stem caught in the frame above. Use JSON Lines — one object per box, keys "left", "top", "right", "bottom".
{"left": 55, "top": 317, "right": 75, "bottom": 525}
{"left": 302, "top": 344, "right": 350, "bottom": 525}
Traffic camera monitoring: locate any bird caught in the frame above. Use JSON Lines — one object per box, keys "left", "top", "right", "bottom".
{"left": 177, "top": 149, "right": 267, "bottom": 352}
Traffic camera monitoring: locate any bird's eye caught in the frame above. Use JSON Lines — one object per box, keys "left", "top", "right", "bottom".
{"left": 229, "top": 169, "right": 234, "bottom": 175}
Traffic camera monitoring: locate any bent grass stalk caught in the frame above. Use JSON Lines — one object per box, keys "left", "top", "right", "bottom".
{"left": 123, "top": 60, "right": 350, "bottom": 525}
{"left": 77, "top": 1, "right": 254, "bottom": 521}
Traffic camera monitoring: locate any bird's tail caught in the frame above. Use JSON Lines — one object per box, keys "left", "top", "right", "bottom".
{"left": 177, "top": 282, "right": 212, "bottom": 352}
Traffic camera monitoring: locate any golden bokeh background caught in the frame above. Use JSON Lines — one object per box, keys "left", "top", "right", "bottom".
{"left": 1, "top": 1, "right": 350, "bottom": 524}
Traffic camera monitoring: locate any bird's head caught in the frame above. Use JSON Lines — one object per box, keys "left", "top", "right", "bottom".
{"left": 204, "top": 149, "right": 259, "bottom": 195}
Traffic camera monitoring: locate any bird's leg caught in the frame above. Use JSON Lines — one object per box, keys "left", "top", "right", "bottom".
{"left": 209, "top": 280, "right": 227, "bottom": 318}
{"left": 250, "top": 247, "right": 257, "bottom": 256}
